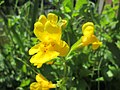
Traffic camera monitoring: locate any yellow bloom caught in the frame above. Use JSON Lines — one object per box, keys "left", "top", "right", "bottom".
{"left": 81, "top": 22, "right": 102, "bottom": 50}
{"left": 92, "top": 41, "right": 102, "bottom": 50}
{"left": 34, "top": 13, "right": 67, "bottom": 42}
{"left": 30, "top": 74, "right": 56, "bottom": 90}
{"left": 82, "top": 22, "right": 94, "bottom": 36}
{"left": 29, "top": 13, "right": 69, "bottom": 68}
{"left": 29, "top": 40, "right": 69, "bottom": 68}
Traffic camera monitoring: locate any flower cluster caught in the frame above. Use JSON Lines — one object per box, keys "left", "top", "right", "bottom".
{"left": 69, "top": 22, "right": 102, "bottom": 54}
{"left": 81, "top": 22, "right": 102, "bottom": 50}
{"left": 29, "top": 13, "right": 69, "bottom": 68}
{"left": 29, "top": 13, "right": 102, "bottom": 90}
{"left": 29, "top": 13, "right": 69, "bottom": 90}
{"left": 30, "top": 74, "right": 56, "bottom": 90}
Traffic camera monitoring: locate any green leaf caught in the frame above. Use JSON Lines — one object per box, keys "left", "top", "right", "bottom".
{"left": 116, "top": 41, "right": 120, "bottom": 49}
{"left": 75, "top": 0, "right": 88, "bottom": 10}
{"left": 95, "top": 77, "right": 104, "bottom": 81}
{"left": 103, "top": 34, "right": 112, "bottom": 42}
{"left": 0, "top": 0, "right": 4, "bottom": 5}
{"left": 20, "top": 79, "right": 30, "bottom": 87}
{"left": 70, "top": 87, "right": 77, "bottom": 90}
{"left": 22, "top": 65, "right": 27, "bottom": 73}
{"left": 62, "top": 0, "right": 73, "bottom": 13}
{"left": 64, "top": 6, "right": 71, "bottom": 12}
{"left": 63, "top": 0, "right": 73, "bottom": 8}
{"left": 107, "top": 70, "right": 113, "bottom": 78}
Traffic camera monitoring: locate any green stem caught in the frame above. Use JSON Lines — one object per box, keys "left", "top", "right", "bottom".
{"left": 58, "top": 57, "right": 68, "bottom": 89}
{"left": 16, "top": 57, "right": 38, "bottom": 74}
{"left": 63, "top": 62, "right": 67, "bottom": 77}
{"left": 97, "top": 58, "right": 103, "bottom": 90}
{"left": 66, "top": 42, "right": 83, "bottom": 60}
{"left": 65, "top": 49, "right": 72, "bottom": 59}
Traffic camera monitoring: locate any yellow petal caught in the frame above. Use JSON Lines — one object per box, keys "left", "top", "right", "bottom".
{"left": 48, "top": 83, "right": 56, "bottom": 88}
{"left": 58, "top": 40, "right": 69, "bottom": 56}
{"left": 45, "top": 21, "right": 61, "bottom": 33}
{"left": 91, "top": 35, "right": 99, "bottom": 42}
{"left": 36, "top": 64, "right": 43, "bottom": 68}
{"left": 36, "top": 74, "right": 48, "bottom": 82}
{"left": 51, "top": 40, "right": 69, "bottom": 56}
{"left": 92, "top": 41, "right": 102, "bottom": 50}
{"left": 29, "top": 43, "right": 40, "bottom": 55}
{"left": 34, "top": 22, "right": 44, "bottom": 40}
{"left": 82, "top": 22, "right": 94, "bottom": 31}
{"left": 38, "top": 15, "right": 47, "bottom": 25}
{"left": 83, "top": 26, "right": 94, "bottom": 36}
{"left": 82, "top": 22, "right": 94, "bottom": 36}
{"left": 30, "top": 82, "right": 42, "bottom": 90}
{"left": 35, "top": 74, "right": 56, "bottom": 89}
{"left": 42, "top": 88, "right": 49, "bottom": 90}
{"left": 81, "top": 35, "right": 99, "bottom": 46}
{"left": 30, "top": 52, "right": 43, "bottom": 68}
{"left": 34, "top": 22, "right": 44, "bottom": 32}
{"left": 35, "top": 31, "right": 52, "bottom": 42}
{"left": 81, "top": 36, "right": 92, "bottom": 46}
{"left": 30, "top": 50, "right": 59, "bottom": 68}
{"left": 40, "top": 50, "right": 59, "bottom": 63}
{"left": 44, "top": 21, "right": 61, "bottom": 41}
{"left": 42, "top": 81, "right": 56, "bottom": 89}
{"left": 47, "top": 13, "right": 58, "bottom": 23}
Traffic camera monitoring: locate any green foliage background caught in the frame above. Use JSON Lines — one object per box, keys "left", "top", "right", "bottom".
{"left": 0, "top": 0, "right": 120, "bottom": 90}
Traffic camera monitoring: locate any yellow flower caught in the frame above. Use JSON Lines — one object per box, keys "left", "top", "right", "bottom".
{"left": 81, "top": 22, "right": 102, "bottom": 50}
{"left": 82, "top": 22, "right": 94, "bottom": 36}
{"left": 34, "top": 13, "right": 67, "bottom": 42}
{"left": 92, "top": 41, "right": 102, "bottom": 50}
{"left": 29, "top": 13, "right": 69, "bottom": 68}
{"left": 30, "top": 74, "right": 56, "bottom": 90}
{"left": 29, "top": 41, "right": 69, "bottom": 68}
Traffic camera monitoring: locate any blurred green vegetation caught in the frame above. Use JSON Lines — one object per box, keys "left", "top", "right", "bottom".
{"left": 0, "top": 0, "right": 120, "bottom": 90}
